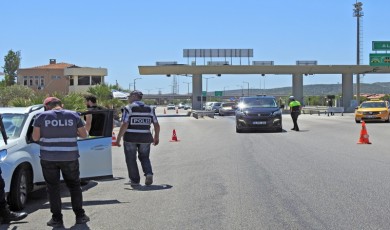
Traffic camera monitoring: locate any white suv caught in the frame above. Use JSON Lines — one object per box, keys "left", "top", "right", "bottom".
{"left": 0, "top": 105, "right": 114, "bottom": 210}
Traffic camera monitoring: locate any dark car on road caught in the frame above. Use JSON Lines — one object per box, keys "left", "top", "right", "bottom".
{"left": 235, "top": 95, "right": 283, "bottom": 133}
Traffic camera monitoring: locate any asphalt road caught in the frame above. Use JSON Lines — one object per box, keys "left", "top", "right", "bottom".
{"left": 6, "top": 110, "right": 390, "bottom": 230}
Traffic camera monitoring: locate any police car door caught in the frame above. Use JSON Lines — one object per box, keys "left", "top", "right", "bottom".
{"left": 77, "top": 110, "right": 113, "bottom": 179}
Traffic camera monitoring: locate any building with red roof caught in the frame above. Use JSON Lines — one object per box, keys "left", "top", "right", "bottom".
{"left": 17, "top": 59, "right": 107, "bottom": 94}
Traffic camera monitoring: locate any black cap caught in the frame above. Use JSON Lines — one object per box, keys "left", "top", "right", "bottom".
{"left": 129, "top": 90, "right": 143, "bottom": 97}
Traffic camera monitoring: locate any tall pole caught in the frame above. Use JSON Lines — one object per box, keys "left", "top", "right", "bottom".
{"left": 183, "top": 82, "right": 191, "bottom": 101}
{"left": 133, "top": 78, "right": 141, "bottom": 90}
{"left": 223, "top": 86, "right": 229, "bottom": 96}
{"left": 243, "top": 81, "right": 249, "bottom": 96}
{"left": 205, "top": 77, "right": 214, "bottom": 103}
{"left": 353, "top": 1, "right": 363, "bottom": 104}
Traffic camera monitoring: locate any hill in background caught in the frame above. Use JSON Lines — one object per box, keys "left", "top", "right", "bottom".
{"left": 221, "top": 82, "right": 390, "bottom": 96}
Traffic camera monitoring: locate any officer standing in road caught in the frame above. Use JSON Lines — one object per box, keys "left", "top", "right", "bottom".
{"left": 289, "top": 96, "right": 301, "bottom": 131}
{"left": 32, "top": 97, "right": 90, "bottom": 227}
{"left": 0, "top": 115, "right": 28, "bottom": 225}
{"left": 116, "top": 90, "right": 160, "bottom": 186}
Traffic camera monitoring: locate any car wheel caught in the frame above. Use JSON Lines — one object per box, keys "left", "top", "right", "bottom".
{"left": 8, "top": 165, "right": 32, "bottom": 211}
{"left": 386, "top": 116, "right": 390, "bottom": 123}
{"left": 236, "top": 124, "right": 243, "bottom": 133}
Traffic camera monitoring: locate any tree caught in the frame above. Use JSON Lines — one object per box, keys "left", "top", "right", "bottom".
{"left": 0, "top": 85, "right": 35, "bottom": 106}
{"left": 3, "top": 50, "right": 21, "bottom": 86}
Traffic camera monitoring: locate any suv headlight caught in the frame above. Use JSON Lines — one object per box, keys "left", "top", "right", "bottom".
{"left": 0, "top": 149, "right": 7, "bottom": 162}
{"left": 379, "top": 110, "right": 388, "bottom": 114}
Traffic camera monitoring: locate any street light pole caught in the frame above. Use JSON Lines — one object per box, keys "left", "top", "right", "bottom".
{"left": 223, "top": 86, "right": 229, "bottom": 96}
{"left": 133, "top": 78, "right": 141, "bottom": 90}
{"left": 183, "top": 82, "right": 191, "bottom": 102}
{"left": 183, "top": 82, "right": 191, "bottom": 95}
{"left": 353, "top": 1, "right": 363, "bottom": 104}
{"left": 128, "top": 83, "right": 133, "bottom": 92}
{"left": 243, "top": 81, "right": 249, "bottom": 96}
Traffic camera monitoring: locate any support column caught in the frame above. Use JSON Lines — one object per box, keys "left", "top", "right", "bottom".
{"left": 292, "top": 74, "right": 304, "bottom": 104}
{"left": 342, "top": 73, "right": 354, "bottom": 112}
{"left": 192, "top": 74, "right": 202, "bottom": 110}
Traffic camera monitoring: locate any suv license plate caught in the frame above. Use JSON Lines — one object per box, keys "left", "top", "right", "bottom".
{"left": 253, "top": 121, "right": 266, "bottom": 125}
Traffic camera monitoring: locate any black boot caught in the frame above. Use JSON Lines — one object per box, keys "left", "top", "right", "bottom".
{"left": 1, "top": 211, "right": 28, "bottom": 224}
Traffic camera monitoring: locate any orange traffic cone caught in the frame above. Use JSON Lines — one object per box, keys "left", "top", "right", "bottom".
{"left": 112, "top": 132, "right": 118, "bottom": 146}
{"left": 169, "top": 129, "right": 180, "bottom": 142}
{"left": 176, "top": 108, "right": 178, "bottom": 114}
{"left": 357, "top": 121, "right": 371, "bottom": 144}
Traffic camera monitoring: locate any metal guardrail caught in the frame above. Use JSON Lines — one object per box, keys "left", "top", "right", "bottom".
{"left": 301, "top": 106, "right": 344, "bottom": 116}
{"left": 192, "top": 110, "right": 215, "bottom": 119}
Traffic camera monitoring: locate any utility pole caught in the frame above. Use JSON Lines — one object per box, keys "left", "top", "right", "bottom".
{"left": 183, "top": 82, "right": 191, "bottom": 101}
{"left": 133, "top": 78, "right": 141, "bottom": 90}
{"left": 243, "top": 81, "right": 250, "bottom": 96}
{"left": 353, "top": 1, "right": 363, "bottom": 104}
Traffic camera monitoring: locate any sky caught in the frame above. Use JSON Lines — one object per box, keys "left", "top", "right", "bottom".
{"left": 1, "top": 0, "right": 390, "bottom": 94}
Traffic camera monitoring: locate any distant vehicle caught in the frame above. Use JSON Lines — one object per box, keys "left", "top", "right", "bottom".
{"left": 218, "top": 102, "right": 237, "bottom": 116}
{"left": 208, "top": 102, "right": 221, "bottom": 113}
{"left": 205, "top": 102, "right": 221, "bottom": 113}
{"left": 0, "top": 105, "right": 114, "bottom": 210}
{"left": 167, "top": 104, "right": 176, "bottom": 110}
{"left": 111, "top": 89, "right": 129, "bottom": 100}
{"left": 354, "top": 99, "right": 390, "bottom": 123}
{"left": 204, "top": 102, "right": 214, "bottom": 110}
{"left": 184, "top": 104, "right": 191, "bottom": 110}
{"left": 235, "top": 95, "right": 283, "bottom": 133}
{"left": 178, "top": 103, "right": 185, "bottom": 109}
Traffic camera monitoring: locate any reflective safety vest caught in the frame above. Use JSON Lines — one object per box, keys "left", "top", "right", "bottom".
{"left": 289, "top": 100, "right": 301, "bottom": 112}
{"left": 122, "top": 102, "right": 158, "bottom": 143}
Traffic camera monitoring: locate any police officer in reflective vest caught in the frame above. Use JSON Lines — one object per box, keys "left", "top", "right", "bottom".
{"left": 288, "top": 96, "right": 301, "bottom": 131}
{"left": 116, "top": 90, "right": 160, "bottom": 186}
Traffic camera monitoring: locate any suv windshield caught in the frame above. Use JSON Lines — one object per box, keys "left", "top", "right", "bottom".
{"left": 241, "top": 98, "right": 277, "bottom": 108}
{"left": 1, "top": 114, "right": 27, "bottom": 140}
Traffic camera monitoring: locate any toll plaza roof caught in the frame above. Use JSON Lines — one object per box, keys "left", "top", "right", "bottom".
{"left": 139, "top": 65, "right": 389, "bottom": 75}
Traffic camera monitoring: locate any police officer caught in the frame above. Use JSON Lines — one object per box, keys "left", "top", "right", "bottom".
{"left": 0, "top": 115, "right": 28, "bottom": 224}
{"left": 116, "top": 90, "right": 160, "bottom": 186}
{"left": 288, "top": 96, "right": 301, "bottom": 131}
{"left": 32, "top": 97, "right": 90, "bottom": 227}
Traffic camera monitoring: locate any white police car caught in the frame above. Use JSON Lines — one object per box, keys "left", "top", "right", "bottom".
{"left": 0, "top": 105, "right": 114, "bottom": 210}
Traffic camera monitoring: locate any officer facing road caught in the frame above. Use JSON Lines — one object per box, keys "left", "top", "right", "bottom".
{"left": 289, "top": 96, "right": 301, "bottom": 131}
{"left": 116, "top": 90, "right": 160, "bottom": 186}
{"left": 32, "top": 97, "right": 90, "bottom": 227}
